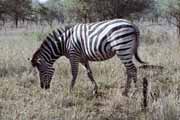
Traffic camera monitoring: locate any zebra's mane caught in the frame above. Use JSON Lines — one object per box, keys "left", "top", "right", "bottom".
{"left": 43, "top": 24, "right": 74, "bottom": 45}
{"left": 42, "top": 27, "right": 65, "bottom": 46}
{"left": 48, "top": 24, "right": 73, "bottom": 40}
{"left": 31, "top": 24, "right": 74, "bottom": 66}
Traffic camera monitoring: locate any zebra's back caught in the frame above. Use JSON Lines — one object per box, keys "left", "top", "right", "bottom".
{"left": 70, "top": 19, "right": 138, "bottom": 61}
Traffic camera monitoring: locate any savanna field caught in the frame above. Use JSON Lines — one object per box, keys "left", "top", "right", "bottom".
{"left": 0, "top": 21, "right": 180, "bottom": 120}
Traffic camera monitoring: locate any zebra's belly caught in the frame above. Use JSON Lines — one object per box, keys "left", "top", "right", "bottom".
{"left": 85, "top": 49, "right": 115, "bottom": 61}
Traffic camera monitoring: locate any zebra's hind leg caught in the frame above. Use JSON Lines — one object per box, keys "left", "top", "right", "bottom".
{"left": 122, "top": 61, "right": 137, "bottom": 97}
{"left": 81, "top": 62, "right": 98, "bottom": 95}
{"left": 116, "top": 51, "right": 137, "bottom": 96}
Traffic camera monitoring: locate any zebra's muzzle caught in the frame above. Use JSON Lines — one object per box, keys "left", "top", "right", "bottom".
{"left": 40, "top": 81, "right": 50, "bottom": 89}
{"left": 39, "top": 73, "right": 53, "bottom": 90}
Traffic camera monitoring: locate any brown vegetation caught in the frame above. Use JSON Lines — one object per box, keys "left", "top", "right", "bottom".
{"left": 0, "top": 21, "right": 179, "bottom": 119}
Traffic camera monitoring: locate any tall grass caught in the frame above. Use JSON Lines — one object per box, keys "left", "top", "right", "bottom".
{"left": 0, "top": 22, "right": 179, "bottom": 120}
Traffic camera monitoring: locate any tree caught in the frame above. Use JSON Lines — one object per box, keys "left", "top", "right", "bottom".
{"left": 31, "top": 0, "right": 64, "bottom": 26}
{"left": 64, "top": 0, "right": 154, "bottom": 23}
{"left": 157, "top": 0, "right": 180, "bottom": 37}
{"left": 168, "top": 1, "right": 180, "bottom": 36}
{"left": 1, "top": 0, "right": 33, "bottom": 27}
{"left": 0, "top": 0, "right": 8, "bottom": 26}
{"left": 45, "top": 0, "right": 64, "bottom": 23}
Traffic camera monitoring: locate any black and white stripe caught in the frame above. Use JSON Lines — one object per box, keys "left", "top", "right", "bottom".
{"left": 31, "top": 19, "right": 145, "bottom": 96}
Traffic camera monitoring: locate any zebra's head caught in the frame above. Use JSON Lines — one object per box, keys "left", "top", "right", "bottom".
{"left": 31, "top": 50, "right": 55, "bottom": 89}
{"left": 30, "top": 27, "right": 68, "bottom": 89}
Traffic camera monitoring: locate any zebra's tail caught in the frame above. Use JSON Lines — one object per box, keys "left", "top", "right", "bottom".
{"left": 134, "top": 50, "right": 146, "bottom": 64}
{"left": 134, "top": 24, "right": 147, "bottom": 64}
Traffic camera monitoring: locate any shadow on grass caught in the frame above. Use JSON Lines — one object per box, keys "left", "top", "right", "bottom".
{"left": 139, "top": 64, "right": 164, "bottom": 71}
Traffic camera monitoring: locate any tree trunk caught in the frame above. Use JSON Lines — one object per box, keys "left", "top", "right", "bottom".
{"left": 178, "top": 21, "right": 180, "bottom": 45}
{"left": 177, "top": 18, "right": 180, "bottom": 37}
{"left": 15, "top": 15, "right": 19, "bottom": 28}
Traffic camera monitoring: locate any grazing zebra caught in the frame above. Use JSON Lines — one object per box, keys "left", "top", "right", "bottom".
{"left": 31, "top": 19, "right": 146, "bottom": 96}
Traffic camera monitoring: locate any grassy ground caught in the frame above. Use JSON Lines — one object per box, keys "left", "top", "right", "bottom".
{"left": 0, "top": 22, "right": 180, "bottom": 120}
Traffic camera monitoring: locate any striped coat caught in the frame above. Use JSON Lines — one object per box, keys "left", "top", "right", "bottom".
{"left": 31, "top": 19, "right": 145, "bottom": 96}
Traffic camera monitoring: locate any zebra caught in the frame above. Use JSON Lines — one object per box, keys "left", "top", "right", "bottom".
{"left": 31, "top": 19, "right": 146, "bottom": 96}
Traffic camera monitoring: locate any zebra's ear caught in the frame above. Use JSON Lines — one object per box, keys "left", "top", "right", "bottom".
{"left": 37, "top": 58, "right": 42, "bottom": 65}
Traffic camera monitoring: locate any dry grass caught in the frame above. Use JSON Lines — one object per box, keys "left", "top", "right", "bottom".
{"left": 0, "top": 22, "right": 180, "bottom": 120}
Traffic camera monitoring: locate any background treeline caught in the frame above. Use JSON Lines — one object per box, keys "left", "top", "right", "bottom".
{"left": 0, "top": 0, "right": 180, "bottom": 30}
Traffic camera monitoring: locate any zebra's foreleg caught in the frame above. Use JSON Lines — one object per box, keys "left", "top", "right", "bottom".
{"left": 69, "top": 59, "right": 79, "bottom": 93}
{"left": 81, "top": 62, "right": 98, "bottom": 94}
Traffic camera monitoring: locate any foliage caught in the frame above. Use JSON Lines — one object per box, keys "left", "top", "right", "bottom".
{"left": 43, "top": 0, "right": 64, "bottom": 24}
{"left": 0, "top": 0, "right": 179, "bottom": 30}
{"left": 64, "top": 0, "right": 154, "bottom": 22}
{"left": 156, "top": 0, "right": 180, "bottom": 36}
{"left": 0, "top": 0, "right": 33, "bottom": 27}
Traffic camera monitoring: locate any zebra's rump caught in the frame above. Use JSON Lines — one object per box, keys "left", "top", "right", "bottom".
{"left": 82, "top": 20, "right": 135, "bottom": 61}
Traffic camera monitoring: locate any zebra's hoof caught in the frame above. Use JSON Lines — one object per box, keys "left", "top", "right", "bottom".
{"left": 92, "top": 90, "right": 98, "bottom": 95}
{"left": 122, "top": 91, "right": 128, "bottom": 97}
{"left": 69, "top": 88, "right": 74, "bottom": 94}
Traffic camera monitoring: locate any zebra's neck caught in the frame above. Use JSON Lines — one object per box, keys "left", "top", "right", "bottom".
{"left": 63, "top": 28, "right": 73, "bottom": 58}
{"left": 38, "top": 27, "right": 72, "bottom": 65}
